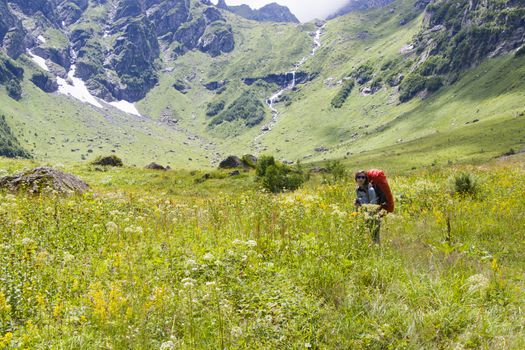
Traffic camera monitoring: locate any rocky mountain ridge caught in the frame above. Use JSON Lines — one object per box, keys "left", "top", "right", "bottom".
{"left": 216, "top": 0, "right": 299, "bottom": 23}
{"left": 0, "top": 0, "right": 236, "bottom": 102}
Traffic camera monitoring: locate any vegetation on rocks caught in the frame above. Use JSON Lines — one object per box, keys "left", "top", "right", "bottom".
{"left": 209, "top": 91, "right": 266, "bottom": 128}
{"left": 0, "top": 115, "right": 29, "bottom": 158}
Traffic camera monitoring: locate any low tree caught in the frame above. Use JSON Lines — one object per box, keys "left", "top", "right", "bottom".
{"left": 256, "top": 155, "right": 305, "bottom": 193}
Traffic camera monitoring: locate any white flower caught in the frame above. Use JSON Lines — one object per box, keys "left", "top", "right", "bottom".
{"left": 21, "top": 237, "right": 35, "bottom": 246}
{"left": 63, "top": 252, "right": 75, "bottom": 263}
{"left": 245, "top": 240, "right": 257, "bottom": 247}
{"left": 305, "top": 343, "right": 312, "bottom": 348}
{"left": 466, "top": 274, "right": 489, "bottom": 293}
{"left": 205, "top": 281, "right": 216, "bottom": 287}
{"left": 106, "top": 221, "right": 118, "bottom": 233}
{"left": 160, "top": 341, "right": 175, "bottom": 350}
{"left": 231, "top": 326, "right": 243, "bottom": 338}
{"left": 181, "top": 278, "right": 196, "bottom": 288}
{"left": 203, "top": 253, "right": 214, "bottom": 261}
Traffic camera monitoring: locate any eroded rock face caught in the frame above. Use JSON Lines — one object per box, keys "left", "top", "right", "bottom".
{"left": 0, "top": 167, "right": 89, "bottom": 194}
{"left": 30, "top": 72, "right": 58, "bottom": 92}
{"left": 243, "top": 72, "right": 309, "bottom": 88}
{"left": 217, "top": 0, "right": 299, "bottom": 23}
{"left": 1, "top": 0, "right": 236, "bottom": 103}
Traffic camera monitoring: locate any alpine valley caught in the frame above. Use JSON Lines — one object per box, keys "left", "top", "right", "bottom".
{"left": 0, "top": 0, "right": 524, "bottom": 170}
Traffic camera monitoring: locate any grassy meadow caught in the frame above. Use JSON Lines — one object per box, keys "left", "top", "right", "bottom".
{"left": 0, "top": 154, "right": 524, "bottom": 349}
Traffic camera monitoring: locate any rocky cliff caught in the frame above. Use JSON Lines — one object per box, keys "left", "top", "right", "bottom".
{"left": 0, "top": 0, "right": 235, "bottom": 102}
{"left": 216, "top": 0, "right": 299, "bottom": 23}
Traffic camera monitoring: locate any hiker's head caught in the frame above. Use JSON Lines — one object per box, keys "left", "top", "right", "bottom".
{"left": 355, "top": 171, "right": 368, "bottom": 186}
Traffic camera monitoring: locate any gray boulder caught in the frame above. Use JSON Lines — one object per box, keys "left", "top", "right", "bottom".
{"left": 0, "top": 167, "right": 89, "bottom": 194}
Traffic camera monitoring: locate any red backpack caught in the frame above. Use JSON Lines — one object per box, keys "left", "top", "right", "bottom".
{"left": 367, "top": 169, "right": 395, "bottom": 213}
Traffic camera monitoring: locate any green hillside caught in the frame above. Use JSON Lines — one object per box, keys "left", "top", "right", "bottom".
{"left": 0, "top": 0, "right": 523, "bottom": 171}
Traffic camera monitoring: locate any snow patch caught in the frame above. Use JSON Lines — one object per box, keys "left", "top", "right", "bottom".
{"left": 37, "top": 35, "right": 46, "bottom": 43}
{"left": 27, "top": 50, "right": 49, "bottom": 71}
{"left": 57, "top": 65, "right": 103, "bottom": 108}
{"left": 108, "top": 100, "right": 141, "bottom": 116}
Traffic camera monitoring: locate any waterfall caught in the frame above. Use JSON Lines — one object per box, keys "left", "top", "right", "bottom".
{"left": 254, "top": 23, "right": 326, "bottom": 139}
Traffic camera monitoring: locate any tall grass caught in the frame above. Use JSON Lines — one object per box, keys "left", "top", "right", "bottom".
{"left": 0, "top": 160, "right": 524, "bottom": 348}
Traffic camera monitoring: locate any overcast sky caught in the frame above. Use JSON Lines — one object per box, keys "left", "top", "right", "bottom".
{"left": 211, "top": 0, "right": 349, "bottom": 22}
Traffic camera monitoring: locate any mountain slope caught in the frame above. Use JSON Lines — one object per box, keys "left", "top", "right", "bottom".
{"left": 0, "top": 0, "right": 523, "bottom": 170}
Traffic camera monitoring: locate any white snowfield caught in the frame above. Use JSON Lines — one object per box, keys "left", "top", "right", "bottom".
{"left": 57, "top": 65, "right": 103, "bottom": 108}
{"left": 37, "top": 35, "right": 46, "bottom": 43}
{"left": 26, "top": 51, "right": 141, "bottom": 116}
{"left": 27, "top": 50, "right": 49, "bottom": 71}
{"left": 109, "top": 100, "right": 141, "bottom": 116}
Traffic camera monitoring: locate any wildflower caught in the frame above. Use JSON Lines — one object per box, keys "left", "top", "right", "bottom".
{"left": 205, "top": 281, "right": 216, "bottom": 287}
{"left": 0, "top": 332, "right": 13, "bottom": 348}
{"left": 181, "top": 278, "right": 196, "bottom": 288}
{"left": 106, "top": 221, "right": 118, "bottom": 233}
{"left": 0, "top": 292, "right": 11, "bottom": 313}
{"left": 231, "top": 326, "right": 243, "bottom": 338}
{"left": 203, "top": 252, "right": 214, "bottom": 261}
{"left": 14, "top": 219, "right": 24, "bottom": 226}
{"left": 305, "top": 342, "right": 312, "bottom": 348}
{"left": 246, "top": 240, "right": 257, "bottom": 247}
{"left": 63, "top": 252, "right": 75, "bottom": 264}
{"left": 466, "top": 274, "right": 489, "bottom": 294}
{"left": 21, "top": 237, "right": 35, "bottom": 246}
{"left": 185, "top": 259, "right": 197, "bottom": 266}
{"left": 160, "top": 341, "right": 175, "bottom": 350}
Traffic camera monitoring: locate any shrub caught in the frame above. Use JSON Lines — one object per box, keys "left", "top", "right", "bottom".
{"left": 399, "top": 73, "right": 427, "bottom": 102}
{"left": 450, "top": 172, "right": 480, "bottom": 196}
{"left": 331, "top": 79, "right": 354, "bottom": 108}
{"left": 326, "top": 160, "right": 347, "bottom": 184}
{"left": 255, "top": 155, "right": 276, "bottom": 177}
{"left": 206, "top": 100, "right": 225, "bottom": 117}
{"left": 256, "top": 155, "right": 304, "bottom": 193}
{"left": 351, "top": 64, "right": 374, "bottom": 84}
{"left": 6, "top": 79, "right": 22, "bottom": 100}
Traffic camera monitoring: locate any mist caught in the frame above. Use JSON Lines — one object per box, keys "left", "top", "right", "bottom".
{"left": 211, "top": 0, "right": 350, "bottom": 22}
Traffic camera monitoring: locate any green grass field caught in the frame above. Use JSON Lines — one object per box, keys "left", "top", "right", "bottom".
{"left": 0, "top": 153, "right": 524, "bottom": 349}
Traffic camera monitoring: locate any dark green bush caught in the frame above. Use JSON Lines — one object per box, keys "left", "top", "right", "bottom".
{"left": 331, "top": 79, "right": 355, "bottom": 108}
{"left": 450, "top": 172, "right": 480, "bottom": 196}
{"left": 399, "top": 73, "right": 427, "bottom": 102}
{"left": 256, "top": 155, "right": 304, "bottom": 193}
{"left": 255, "top": 155, "right": 276, "bottom": 177}
{"left": 351, "top": 64, "right": 374, "bottom": 84}
{"left": 6, "top": 79, "right": 22, "bottom": 100}
{"left": 206, "top": 100, "right": 225, "bottom": 117}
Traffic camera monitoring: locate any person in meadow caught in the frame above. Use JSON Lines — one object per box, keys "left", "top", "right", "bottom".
{"left": 354, "top": 170, "right": 382, "bottom": 244}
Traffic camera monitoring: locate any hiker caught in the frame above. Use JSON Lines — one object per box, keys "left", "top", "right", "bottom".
{"left": 354, "top": 170, "right": 382, "bottom": 244}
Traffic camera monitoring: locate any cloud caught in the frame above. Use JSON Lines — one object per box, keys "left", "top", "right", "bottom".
{"left": 211, "top": 0, "right": 349, "bottom": 22}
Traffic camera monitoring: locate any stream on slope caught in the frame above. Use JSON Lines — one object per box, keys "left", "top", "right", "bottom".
{"left": 252, "top": 23, "right": 326, "bottom": 150}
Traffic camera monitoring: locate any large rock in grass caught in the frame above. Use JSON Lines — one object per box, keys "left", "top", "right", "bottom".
{"left": 219, "top": 155, "right": 243, "bottom": 169}
{"left": 92, "top": 155, "right": 123, "bottom": 167}
{"left": 0, "top": 167, "right": 89, "bottom": 194}
{"left": 145, "top": 162, "right": 167, "bottom": 171}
